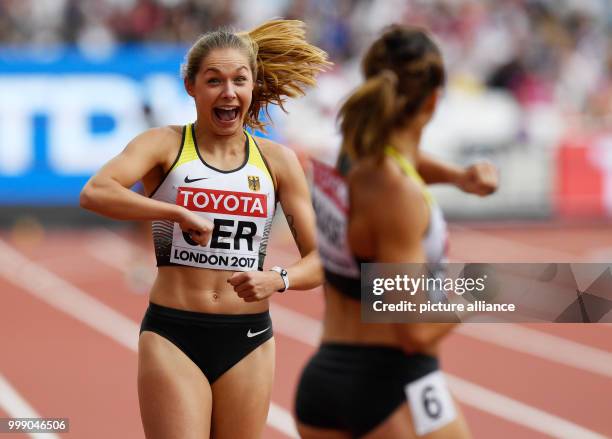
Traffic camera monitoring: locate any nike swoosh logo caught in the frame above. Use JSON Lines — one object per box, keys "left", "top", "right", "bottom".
{"left": 184, "top": 176, "right": 209, "bottom": 183}
{"left": 247, "top": 326, "right": 270, "bottom": 338}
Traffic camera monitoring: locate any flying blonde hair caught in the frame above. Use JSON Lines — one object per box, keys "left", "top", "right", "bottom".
{"left": 182, "top": 19, "right": 332, "bottom": 130}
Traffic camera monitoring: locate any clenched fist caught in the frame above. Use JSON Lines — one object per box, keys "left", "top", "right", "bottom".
{"left": 227, "top": 271, "right": 285, "bottom": 302}
{"left": 177, "top": 208, "right": 213, "bottom": 246}
{"left": 456, "top": 161, "right": 498, "bottom": 196}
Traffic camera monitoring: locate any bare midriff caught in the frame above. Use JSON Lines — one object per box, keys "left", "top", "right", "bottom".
{"left": 322, "top": 283, "right": 439, "bottom": 357}
{"left": 149, "top": 266, "right": 269, "bottom": 314}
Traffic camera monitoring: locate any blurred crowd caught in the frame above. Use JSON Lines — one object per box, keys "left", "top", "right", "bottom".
{"left": 0, "top": 0, "right": 610, "bottom": 127}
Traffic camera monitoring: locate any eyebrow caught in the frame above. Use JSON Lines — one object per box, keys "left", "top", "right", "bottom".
{"left": 203, "top": 66, "right": 249, "bottom": 74}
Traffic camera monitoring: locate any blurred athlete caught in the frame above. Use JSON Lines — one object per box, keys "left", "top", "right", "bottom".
{"left": 81, "top": 20, "right": 329, "bottom": 439}
{"left": 296, "top": 25, "right": 497, "bottom": 438}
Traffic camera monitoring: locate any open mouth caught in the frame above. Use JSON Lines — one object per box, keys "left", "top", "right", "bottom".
{"left": 213, "top": 107, "right": 240, "bottom": 123}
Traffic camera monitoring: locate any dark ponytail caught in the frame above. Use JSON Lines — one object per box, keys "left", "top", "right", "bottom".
{"left": 339, "top": 25, "right": 445, "bottom": 159}
{"left": 338, "top": 70, "right": 400, "bottom": 159}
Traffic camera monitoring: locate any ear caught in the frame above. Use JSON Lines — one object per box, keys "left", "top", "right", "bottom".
{"left": 184, "top": 77, "right": 195, "bottom": 98}
{"left": 422, "top": 88, "right": 440, "bottom": 116}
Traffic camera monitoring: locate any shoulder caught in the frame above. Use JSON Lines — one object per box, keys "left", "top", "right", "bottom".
{"left": 123, "top": 125, "right": 183, "bottom": 162}
{"left": 130, "top": 125, "right": 183, "bottom": 147}
{"left": 349, "top": 156, "right": 428, "bottom": 233}
{"left": 253, "top": 136, "right": 298, "bottom": 165}
{"left": 252, "top": 136, "right": 303, "bottom": 185}
{"left": 348, "top": 156, "right": 404, "bottom": 197}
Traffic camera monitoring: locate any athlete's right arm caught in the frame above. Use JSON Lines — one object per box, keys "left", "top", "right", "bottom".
{"left": 367, "top": 173, "right": 456, "bottom": 353}
{"left": 80, "top": 127, "right": 212, "bottom": 245}
{"left": 418, "top": 152, "right": 498, "bottom": 196}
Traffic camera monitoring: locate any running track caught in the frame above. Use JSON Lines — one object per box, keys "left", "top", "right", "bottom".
{"left": 1, "top": 221, "right": 611, "bottom": 438}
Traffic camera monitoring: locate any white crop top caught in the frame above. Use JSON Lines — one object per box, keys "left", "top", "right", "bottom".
{"left": 150, "top": 123, "right": 276, "bottom": 271}
{"left": 312, "top": 147, "right": 448, "bottom": 299}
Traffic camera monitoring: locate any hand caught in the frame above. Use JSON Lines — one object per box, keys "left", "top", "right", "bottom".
{"left": 456, "top": 161, "right": 498, "bottom": 196}
{"left": 227, "top": 271, "right": 284, "bottom": 302}
{"left": 176, "top": 208, "right": 213, "bottom": 246}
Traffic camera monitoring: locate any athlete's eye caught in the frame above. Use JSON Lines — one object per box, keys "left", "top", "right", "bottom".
{"left": 207, "top": 78, "right": 221, "bottom": 85}
{"left": 234, "top": 76, "right": 247, "bottom": 83}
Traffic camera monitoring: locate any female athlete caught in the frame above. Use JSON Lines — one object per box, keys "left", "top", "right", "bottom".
{"left": 295, "top": 25, "right": 497, "bottom": 439}
{"left": 81, "top": 20, "right": 329, "bottom": 439}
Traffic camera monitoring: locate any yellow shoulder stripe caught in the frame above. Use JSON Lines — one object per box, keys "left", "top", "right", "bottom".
{"left": 384, "top": 145, "right": 434, "bottom": 205}
{"left": 246, "top": 132, "right": 274, "bottom": 185}
{"left": 172, "top": 123, "right": 198, "bottom": 170}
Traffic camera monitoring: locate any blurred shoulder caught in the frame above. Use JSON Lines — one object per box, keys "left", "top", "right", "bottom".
{"left": 349, "top": 155, "right": 404, "bottom": 193}
{"left": 349, "top": 155, "right": 427, "bottom": 219}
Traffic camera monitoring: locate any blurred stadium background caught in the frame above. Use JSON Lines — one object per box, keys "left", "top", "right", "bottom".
{"left": 1, "top": 1, "right": 611, "bottom": 438}
{"left": 0, "top": 0, "right": 610, "bottom": 222}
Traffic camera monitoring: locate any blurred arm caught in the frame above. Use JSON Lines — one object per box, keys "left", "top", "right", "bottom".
{"left": 418, "top": 152, "right": 464, "bottom": 185}
{"left": 418, "top": 152, "right": 498, "bottom": 196}
{"left": 369, "top": 173, "right": 458, "bottom": 352}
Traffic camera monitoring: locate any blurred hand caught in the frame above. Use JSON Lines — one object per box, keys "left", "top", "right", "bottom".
{"left": 227, "top": 271, "right": 284, "bottom": 302}
{"left": 177, "top": 208, "right": 213, "bottom": 246}
{"left": 456, "top": 161, "right": 498, "bottom": 196}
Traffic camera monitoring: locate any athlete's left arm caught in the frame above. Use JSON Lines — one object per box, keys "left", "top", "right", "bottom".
{"left": 227, "top": 141, "right": 323, "bottom": 302}
{"left": 418, "top": 152, "right": 499, "bottom": 196}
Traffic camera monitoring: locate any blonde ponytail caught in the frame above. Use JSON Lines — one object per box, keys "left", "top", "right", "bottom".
{"left": 240, "top": 19, "right": 332, "bottom": 130}
{"left": 182, "top": 19, "right": 331, "bottom": 131}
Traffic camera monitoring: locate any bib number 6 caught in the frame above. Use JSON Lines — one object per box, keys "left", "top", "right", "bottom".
{"left": 406, "top": 371, "right": 457, "bottom": 436}
{"left": 421, "top": 385, "right": 442, "bottom": 419}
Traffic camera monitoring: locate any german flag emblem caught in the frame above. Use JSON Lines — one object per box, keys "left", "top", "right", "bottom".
{"left": 248, "top": 176, "right": 260, "bottom": 191}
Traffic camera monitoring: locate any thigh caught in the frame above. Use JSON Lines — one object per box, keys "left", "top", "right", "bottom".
{"left": 296, "top": 423, "right": 351, "bottom": 439}
{"left": 364, "top": 396, "right": 471, "bottom": 439}
{"left": 138, "top": 331, "right": 213, "bottom": 439}
{"left": 210, "top": 337, "right": 275, "bottom": 439}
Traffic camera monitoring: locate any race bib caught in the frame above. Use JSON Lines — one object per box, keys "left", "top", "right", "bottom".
{"left": 405, "top": 370, "right": 457, "bottom": 436}
{"left": 170, "top": 186, "right": 269, "bottom": 271}
{"left": 311, "top": 159, "right": 360, "bottom": 278}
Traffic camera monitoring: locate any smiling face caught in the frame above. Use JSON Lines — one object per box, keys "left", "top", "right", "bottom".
{"left": 185, "top": 48, "right": 254, "bottom": 137}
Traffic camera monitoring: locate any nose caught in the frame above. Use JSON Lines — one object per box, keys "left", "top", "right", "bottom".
{"left": 220, "top": 80, "right": 237, "bottom": 99}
